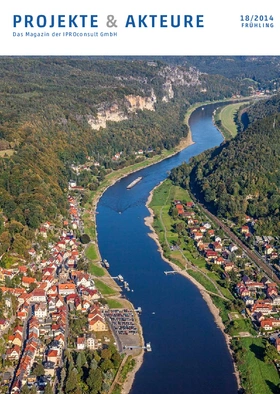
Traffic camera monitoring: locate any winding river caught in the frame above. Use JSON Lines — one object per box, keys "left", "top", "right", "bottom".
{"left": 96, "top": 103, "right": 238, "bottom": 394}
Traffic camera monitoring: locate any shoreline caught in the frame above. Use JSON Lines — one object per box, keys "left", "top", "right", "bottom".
{"left": 144, "top": 187, "right": 241, "bottom": 390}
{"left": 88, "top": 131, "right": 194, "bottom": 394}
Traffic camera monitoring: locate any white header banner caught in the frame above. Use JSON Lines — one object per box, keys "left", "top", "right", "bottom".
{"left": 0, "top": 0, "right": 278, "bottom": 55}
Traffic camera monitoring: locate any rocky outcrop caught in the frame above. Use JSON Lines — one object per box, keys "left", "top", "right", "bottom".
{"left": 160, "top": 65, "right": 203, "bottom": 102}
{"left": 87, "top": 91, "right": 157, "bottom": 130}
{"left": 162, "top": 81, "right": 174, "bottom": 102}
{"left": 125, "top": 90, "right": 156, "bottom": 112}
{"left": 87, "top": 103, "right": 127, "bottom": 130}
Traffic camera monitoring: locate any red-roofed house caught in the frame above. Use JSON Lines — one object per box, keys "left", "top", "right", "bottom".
{"left": 77, "top": 337, "right": 86, "bottom": 350}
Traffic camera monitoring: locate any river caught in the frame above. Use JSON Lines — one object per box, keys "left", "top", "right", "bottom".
{"left": 96, "top": 103, "right": 238, "bottom": 394}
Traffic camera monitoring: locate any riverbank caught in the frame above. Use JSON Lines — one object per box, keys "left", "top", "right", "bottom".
{"left": 144, "top": 186, "right": 241, "bottom": 389}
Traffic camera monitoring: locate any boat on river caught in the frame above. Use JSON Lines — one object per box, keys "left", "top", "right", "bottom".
{"left": 102, "top": 259, "right": 110, "bottom": 269}
{"left": 127, "top": 176, "right": 143, "bottom": 189}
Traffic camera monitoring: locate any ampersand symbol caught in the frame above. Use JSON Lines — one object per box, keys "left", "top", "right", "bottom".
{"left": 106, "top": 15, "right": 117, "bottom": 28}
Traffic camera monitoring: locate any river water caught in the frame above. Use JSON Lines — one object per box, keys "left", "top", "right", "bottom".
{"left": 96, "top": 103, "right": 238, "bottom": 394}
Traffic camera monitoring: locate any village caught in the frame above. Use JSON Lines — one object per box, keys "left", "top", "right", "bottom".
{"left": 171, "top": 198, "right": 280, "bottom": 348}
{"left": 0, "top": 192, "right": 141, "bottom": 393}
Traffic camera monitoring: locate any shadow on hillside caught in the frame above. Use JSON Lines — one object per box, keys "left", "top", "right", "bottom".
{"left": 266, "top": 380, "right": 280, "bottom": 394}
{"left": 249, "top": 343, "right": 265, "bottom": 361}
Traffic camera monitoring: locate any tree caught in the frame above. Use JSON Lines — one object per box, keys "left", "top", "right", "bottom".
{"left": 101, "top": 348, "right": 112, "bottom": 360}
{"left": 44, "top": 383, "right": 53, "bottom": 394}
{"left": 65, "top": 369, "right": 78, "bottom": 393}
{"left": 112, "top": 352, "right": 121, "bottom": 368}
{"left": 33, "top": 362, "right": 44, "bottom": 377}
{"left": 80, "top": 234, "right": 91, "bottom": 244}
{"left": 86, "top": 367, "right": 102, "bottom": 393}
{"left": 21, "top": 385, "right": 30, "bottom": 394}
{"left": 100, "top": 359, "right": 114, "bottom": 372}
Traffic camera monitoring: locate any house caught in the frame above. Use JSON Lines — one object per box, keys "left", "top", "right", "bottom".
{"left": 34, "top": 303, "right": 48, "bottom": 319}
{"left": 264, "top": 244, "right": 274, "bottom": 255}
{"left": 75, "top": 273, "right": 92, "bottom": 288}
{"left": 47, "top": 285, "right": 58, "bottom": 297}
{"left": 86, "top": 335, "right": 98, "bottom": 350}
{"left": 243, "top": 296, "right": 255, "bottom": 306}
{"left": 241, "top": 225, "right": 249, "bottom": 234}
{"left": 77, "top": 337, "right": 86, "bottom": 350}
{"left": 6, "top": 345, "right": 21, "bottom": 360}
{"left": 205, "top": 250, "right": 218, "bottom": 261}
{"left": 43, "top": 361, "right": 56, "bottom": 377}
{"left": 54, "top": 333, "right": 65, "bottom": 347}
{"left": 18, "top": 266, "right": 28, "bottom": 274}
{"left": 0, "top": 318, "right": 9, "bottom": 331}
{"left": 215, "top": 257, "right": 225, "bottom": 266}
{"left": 56, "top": 295, "right": 64, "bottom": 308}
{"left": 39, "top": 227, "right": 48, "bottom": 238}
{"left": 252, "top": 301, "right": 273, "bottom": 315}
{"left": 213, "top": 242, "right": 222, "bottom": 252}
{"left": 194, "top": 232, "right": 203, "bottom": 241}
{"left": 175, "top": 204, "right": 184, "bottom": 215}
{"left": 272, "top": 296, "right": 280, "bottom": 306}
{"left": 46, "top": 349, "right": 59, "bottom": 365}
{"left": 224, "top": 262, "right": 235, "bottom": 272}
{"left": 80, "top": 288, "right": 99, "bottom": 301}
{"left": 89, "top": 316, "right": 107, "bottom": 332}
{"left": 260, "top": 318, "right": 280, "bottom": 331}
{"left": 22, "top": 276, "right": 36, "bottom": 288}
{"left": 31, "top": 289, "right": 46, "bottom": 303}
{"left": 267, "top": 287, "right": 278, "bottom": 298}
{"left": 228, "top": 244, "right": 238, "bottom": 253}
{"left": 12, "top": 333, "right": 23, "bottom": 347}
{"left": 58, "top": 283, "right": 76, "bottom": 296}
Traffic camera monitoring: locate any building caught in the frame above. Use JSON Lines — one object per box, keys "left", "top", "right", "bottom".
{"left": 34, "top": 303, "right": 48, "bottom": 319}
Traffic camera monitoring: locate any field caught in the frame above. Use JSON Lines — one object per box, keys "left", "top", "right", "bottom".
{"left": 85, "top": 243, "right": 98, "bottom": 260}
{"left": 88, "top": 262, "right": 105, "bottom": 277}
{"left": 215, "top": 102, "right": 249, "bottom": 139}
{"left": 94, "top": 279, "right": 117, "bottom": 295}
{"left": 238, "top": 338, "right": 280, "bottom": 394}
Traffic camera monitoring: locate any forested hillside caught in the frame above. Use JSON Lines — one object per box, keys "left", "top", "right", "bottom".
{"left": 0, "top": 57, "right": 272, "bottom": 258}
{"left": 170, "top": 94, "right": 280, "bottom": 235}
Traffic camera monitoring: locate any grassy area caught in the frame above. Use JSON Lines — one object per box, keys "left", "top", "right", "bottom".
{"left": 94, "top": 279, "right": 116, "bottom": 295}
{"left": 88, "top": 262, "right": 105, "bottom": 277}
{"left": 228, "top": 318, "right": 256, "bottom": 336}
{"left": 85, "top": 243, "right": 98, "bottom": 260}
{"left": 187, "top": 270, "right": 219, "bottom": 294}
{"left": 215, "top": 102, "right": 249, "bottom": 139}
{"left": 106, "top": 298, "right": 123, "bottom": 309}
{"left": 238, "top": 338, "right": 280, "bottom": 394}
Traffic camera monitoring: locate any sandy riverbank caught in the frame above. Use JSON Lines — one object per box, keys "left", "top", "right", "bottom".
{"left": 144, "top": 189, "right": 241, "bottom": 389}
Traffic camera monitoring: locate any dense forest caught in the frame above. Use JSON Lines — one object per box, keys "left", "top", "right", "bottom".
{"left": 0, "top": 57, "right": 277, "bottom": 259}
{"left": 170, "top": 94, "right": 280, "bottom": 235}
